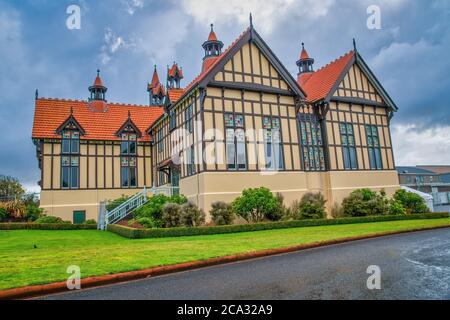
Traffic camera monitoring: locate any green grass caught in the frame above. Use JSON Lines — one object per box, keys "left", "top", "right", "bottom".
{"left": 0, "top": 218, "right": 449, "bottom": 290}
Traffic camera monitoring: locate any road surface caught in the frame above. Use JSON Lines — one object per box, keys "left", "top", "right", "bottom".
{"left": 40, "top": 228, "right": 450, "bottom": 300}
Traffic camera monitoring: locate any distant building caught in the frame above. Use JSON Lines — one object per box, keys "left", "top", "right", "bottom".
{"left": 396, "top": 166, "right": 450, "bottom": 212}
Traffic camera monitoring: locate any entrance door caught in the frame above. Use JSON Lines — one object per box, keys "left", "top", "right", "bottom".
{"left": 73, "top": 211, "right": 86, "bottom": 224}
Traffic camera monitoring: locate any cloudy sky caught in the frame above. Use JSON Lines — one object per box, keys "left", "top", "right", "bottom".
{"left": 0, "top": 0, "right": 449, "bottom": 192}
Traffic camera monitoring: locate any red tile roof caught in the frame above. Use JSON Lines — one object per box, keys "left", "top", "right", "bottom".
{"left": 208, "top": 30, "right": 218, "bottom": 41}
{"left": 168, "top": 63, "right": 184, "bottom": 79}
{"left": 300, "top": 47, "right": 310, "bottom": 60}
{"left": 93, "top": 75, "right": 103, "bottom": 87}
{"left": 150, "top": 67, "right": 160, "bottom": 87}
{"left": 182, "top": 28, "right": 250, "bottom": 96}
{"left": 32, "top": 98, "right": 164, "bottom": 142}
{"left": 167, "top": 88, "right": 185, "bottom": 103}
{"left": 300, "top": 51, "right": 354, "bottom": 103}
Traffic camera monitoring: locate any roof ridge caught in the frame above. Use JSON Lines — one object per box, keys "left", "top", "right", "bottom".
{"left": 314, "top": 50, "right": 354, "bottom": 73}
{"left": 37, "top": 97, "right": 158, "bottom": 108}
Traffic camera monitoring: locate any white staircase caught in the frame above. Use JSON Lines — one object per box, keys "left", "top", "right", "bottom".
{"left": 97, "top": 186, "right": 180, "bottom": 230}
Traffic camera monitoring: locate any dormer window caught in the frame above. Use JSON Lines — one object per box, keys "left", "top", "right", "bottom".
{"left": 61, "top": 128, "right": 80, "bottom": 189}
{"left": 119, "top": 125, "right": 138, "bottom": 188}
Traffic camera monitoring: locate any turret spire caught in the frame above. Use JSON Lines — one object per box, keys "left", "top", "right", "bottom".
{"left": 296, "top": 42, "right": 315, "bottom": 75}
{"left": 147, "top": 65, "right": 165, "bottom": 106}
{"left": 89, "top": 69, "right": 107, "bottom": 101}
{"left": 201, "top": 23, "right": 224, "bottom": 72}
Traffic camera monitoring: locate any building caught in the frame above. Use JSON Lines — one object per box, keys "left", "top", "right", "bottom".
{"left": 397, "top": 166, "right": 450, "bottom": 212}
{"left": 32, "top": 21, "right": 400, "bottom": 223}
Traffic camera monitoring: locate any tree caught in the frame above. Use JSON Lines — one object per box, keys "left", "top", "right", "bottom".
{"left": 232, "top": 187, "right": 280, "bottom": 223}
{"left": 0, "top": 175, "right": 25, "bottom": 202}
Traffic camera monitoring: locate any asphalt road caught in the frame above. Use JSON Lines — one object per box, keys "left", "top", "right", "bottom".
{"left": 40, "top": 228, "right": 450, "bottom": 300}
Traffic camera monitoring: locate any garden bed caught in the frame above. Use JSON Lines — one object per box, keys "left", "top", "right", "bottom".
{"left": 107, "top": 212, "right": 449, "bottom": 239}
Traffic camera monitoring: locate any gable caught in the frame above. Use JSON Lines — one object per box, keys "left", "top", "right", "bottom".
{"left": 213, "top": 42, "right": 290, "bottom": 92}
{"left": 199, "top": 28, "right": 305, "bottom": 98}
{"left": 333, "top": 64, "right": 384, "bottom": 104}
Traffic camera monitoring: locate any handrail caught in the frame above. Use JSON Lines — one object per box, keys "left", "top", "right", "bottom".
{"left": 98, "top": 186, "right": 181, "bottom": 230}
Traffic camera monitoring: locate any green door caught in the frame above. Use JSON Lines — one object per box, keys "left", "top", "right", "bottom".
{"left": 73, "top": 211, "right": 86, "bottom": 224}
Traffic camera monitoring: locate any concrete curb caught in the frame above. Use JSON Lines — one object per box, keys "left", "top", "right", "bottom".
{"left": 1, "top": 224, "right": 449, "bottom": 300}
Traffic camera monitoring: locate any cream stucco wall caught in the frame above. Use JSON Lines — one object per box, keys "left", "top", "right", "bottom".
{"left": 179, "top": 170, "right": 400, "bottom": 220}
{"left": 40, "top": 188, "right": 143, "bottom": 222}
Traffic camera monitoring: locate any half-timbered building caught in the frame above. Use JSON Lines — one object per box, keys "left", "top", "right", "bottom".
{"left": 32, "top": 21, "right": 399, "bottom": 222}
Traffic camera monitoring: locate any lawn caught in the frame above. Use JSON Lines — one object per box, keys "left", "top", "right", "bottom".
{"left": 0, "top": 218, "right": 449, "bottom": 290}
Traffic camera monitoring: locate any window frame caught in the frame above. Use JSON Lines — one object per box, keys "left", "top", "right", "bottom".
{"left": 365, "top": 125, "right": 383, "bottom": 170}
{"left": 263, "top": 116, "right": 284, "bottom": 170}
{"left": 298, "top": 113, "right": 326, "bottom": 172}
{"left": 340, "top": 122, "right": 358, "bottom": 170}
{"left": 224, "top": 113, "right": 247, "bottom": 171}
{"left": 61, "top": 129, "right": 80, "bottom": 190}
{"left": 120, "top": 129, "right": 138, "bottom": 188}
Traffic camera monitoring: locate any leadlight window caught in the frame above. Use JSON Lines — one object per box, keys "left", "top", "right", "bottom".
{"left": 187, "top": 145, "right": 196, "bottom": 176}
{"left": 298, "top": 114, "right": 325, "bottom": 171}
{"left": 169, "top": 109, "right": 176, "bottom": 131}
{"left": 62, "top": 130, "right": 79, "bottom": 154}
{"left": 157, "top": 129, "right": 164, "bottom": 153}
{"left": 263, "top": 116, "right": 284, "bottom": 170}
{"left": 225, "top": 113, "right": 246, "bottom": 170}
{"left": 120, "top": 129, "right": 137, "bottom": 188}
{"left": 366, "top": 125, "right": 383, "bottom": 170}
{"left": 61, "top": 129, "right": 79, "bottom": 189}
{"left": 185, "top": 104, "right": 193, "bottom": 133}
{"left": 340, "top": 123, "right": 358, "bottom": 170}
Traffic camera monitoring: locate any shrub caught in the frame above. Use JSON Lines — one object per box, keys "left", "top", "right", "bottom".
{"left": 0, "top": 206, "right": 8, "bottom": 221}
{"left": 136, "top": 217, "right": 157, "bottom": 228}
{"left": 341, "top": 189, "right": 390, "bottom": 217}
{"left": 84, "top": 219, "right": 97, "bottom": 225}
{"left": 181, "top": 202, "right": 205, "bottom": 227}
{"left": 393, "top": 189, "right": 430, "bottom": 214}
{"left": 107, "top": 212, "right": 449, "bottom": 239}
{"left": 162, "top": 203, "right": 183, "bottom": 228}
{"left": 34, "top": 216, "right": 67, "bottom": 224}
{"left": 4, "top": 200, "right": 26, "bottom": 219}
{"left": 210, "top": 202, "right": 235, "bottom": 225}
{"left": 389, "top": 200, "right": 406, "bottom": 215}
{"left": 266, "top": 193, "right": 287, "bottom": 221}
{"left": 232, "top": 187, "right": 281, "bottom": 223}
{"left": 331, "top": 202, "right": 346, "bottom": 219}
{"left": 133, "top": 194, "right": 188, "bottom": 227}
{"left": 25, "top": 204, "right": 44, "bottom": 222}
{"left": 106, "top": 195, "right": 130, "bottom": 212}
{"left": 290, "top": 193, "right": 327, "bottom": 220}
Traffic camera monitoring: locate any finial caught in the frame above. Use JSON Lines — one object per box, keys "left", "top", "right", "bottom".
{"left": 70, "top": 106, "right": 74, "bottom": 115}
{"left": 128, "top": 110, "right": 131, "bottom": 119}
{"left": 210, "top": 23, "right": 214, "bottom": 32}
{"left": 302, "top": 42, "right": 305, "bottom": 49}
{"left": 154, "top": 64, "right": 157, "bottom": 70}
{"left": 35, "top": 89, "right": 39, "bottom": 100}
{"left": 97, "top": 69, "right": 100, "bottom": 77}
{"left": 249, "top": 13, "right": 253, "bottom": 28}
{"left": 353, "top": 38, "right": 357, "bottom": 52}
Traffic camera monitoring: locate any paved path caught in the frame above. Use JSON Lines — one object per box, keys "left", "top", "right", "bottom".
{"left": 41, "top": 228, "right": 450, "bottom": 300}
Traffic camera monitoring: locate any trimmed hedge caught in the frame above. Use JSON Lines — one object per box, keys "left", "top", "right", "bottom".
{"left": 107, "top": 212, "right": 449, "bottom": 239}
{"left": 0, "top": 223, "right": 98, "bottom": 230}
